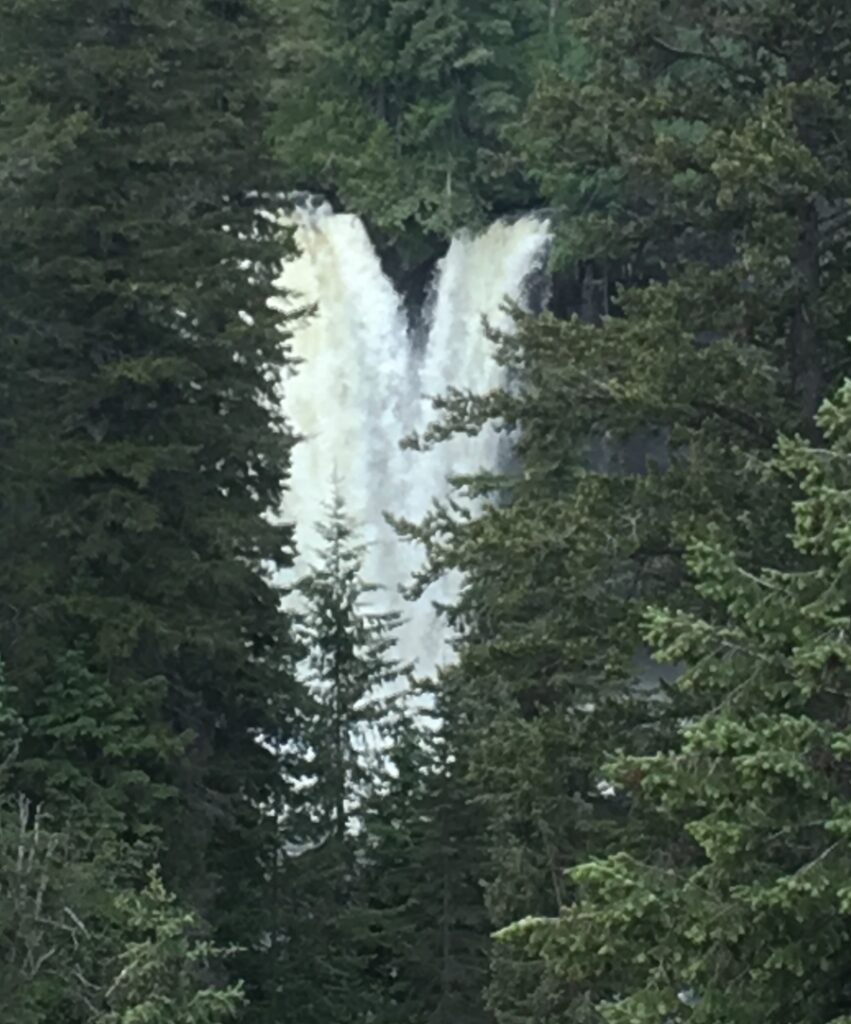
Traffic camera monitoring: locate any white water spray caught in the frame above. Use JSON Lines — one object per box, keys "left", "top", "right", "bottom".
{"left": 273, "top": 204, "right": 550, "bottom": 676}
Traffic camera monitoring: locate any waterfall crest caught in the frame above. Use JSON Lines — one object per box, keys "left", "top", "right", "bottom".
{"left": 273, "top": 204, "right": 550, "bottom": 676}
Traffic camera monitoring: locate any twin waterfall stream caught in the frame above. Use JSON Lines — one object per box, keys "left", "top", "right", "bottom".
{"left": 274, "top": 204, "right": 551, "bottom": 678}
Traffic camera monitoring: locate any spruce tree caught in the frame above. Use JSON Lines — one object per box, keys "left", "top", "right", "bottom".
{"left": 506, "top": 378, "right": 851, "bottom": 1023}
{"left": 397, "top": 0, "right": 851, "bottom": 1020}
{"left": 276, "top": 494, "right": 403, "bottom": 1024}
{"left": 0, "top": 0, "right": 298, "bottom": 1010}
{"left": 296, "top": 492, "right": 404, "bottom": 840}
{"left": 101, "top": 870, "right": 245, "bottom": 1024}
{"left": 272, "top": 0, "right": 549, "bottom": 273}
{"left": 0, "top": 666, "right": 131, "bottom": 1024}
{"left": 359, "top": 710, "right": 493, "bottom": 1024}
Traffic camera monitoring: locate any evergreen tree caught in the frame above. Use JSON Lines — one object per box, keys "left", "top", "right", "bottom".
{"left": 0, "top": 0, "right": 299, "bottom": 1013}
{"left": 0, "top": 793, "right": 130, "bottom": 1024}
{"left": 397, "top": 0, "right": 851, "bottom": 1020}
{"left": 101, "top": 870, "right": 245, "bottom": 1024}
{"left": 359, "top": 710, "right": 493, "bottom": 1024}
{"left": 506, "top": 377, "right": 851, "bottom": 1023}
{"left": 8, "top": 1, "right": 851, "bottom": 1022}
{"left": 0, "top": 667, "right": 135, "bottom": 1024}
{"left": 0, "top": 806, "right": 245, "bottom": 1024}
{"left": 272, "top": 0, "right": 549, "bottom": 274}
{"left": 297, "top": 492, "right": 404, "bottom": 840}
{"left": 276, "top": 495, "right": 403, "bottom": 1024}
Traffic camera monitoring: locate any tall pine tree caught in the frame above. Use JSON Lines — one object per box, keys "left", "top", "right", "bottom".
{"left": 508, "top": 377, "right": 851, "bottom": 1024}
{"left": 277, "top": 495, "right": 403, "bottom": 1024}
{"left": 359, "top": 708, "right": 493, "bottom": 1024}
{"left": 398, "top": 0, "right": 851, "bottom": 1020}
{"left": 0, "top": 0, "right": 299, "bottom": 1012}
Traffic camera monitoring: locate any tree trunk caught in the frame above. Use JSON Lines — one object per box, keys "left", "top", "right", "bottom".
{"left": 789, "top": 200, "right": 822, "bottom": 432}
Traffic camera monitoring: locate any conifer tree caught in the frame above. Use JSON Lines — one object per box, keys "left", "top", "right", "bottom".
{"left": 0, "top": 667, "right": 134, "bottom": 1024}
{"left": 359, "top": 710, "right": 493, "bottom": 1024}
{"left": 0, "top": 666, "right": 245, "bottom": 1024}
{"left": 273, "top": 0, "right": 549, "bottom": 273}
{"left": 297, "top": 493, "right": 404, "bottom": 839}
{"left": 506, "top": 377, "right": 851, "bottom": 1024}
{"left": 276, "top": 495, "right": 403, "bottom": 1024}
{"left": 0, "top": 0, "right": 299, "bottom": 1011}
{"left": 397, "top": 0, "right": 851, "bottom": 1020}
{"left": 101, "top": 870, "right": 245, "bottom": 1024}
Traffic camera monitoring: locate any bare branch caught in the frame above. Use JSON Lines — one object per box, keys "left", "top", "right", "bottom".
{"left": 650, "top": 35, "right": 756, "bottom": 84}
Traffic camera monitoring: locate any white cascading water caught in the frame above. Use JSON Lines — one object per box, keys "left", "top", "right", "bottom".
{"left": 272, "top": 203, "right": 550, "bottom": 677}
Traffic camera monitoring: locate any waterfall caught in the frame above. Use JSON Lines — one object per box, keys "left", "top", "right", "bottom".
{"left": 273, "top": 203, "right": 550, "bottom": 677}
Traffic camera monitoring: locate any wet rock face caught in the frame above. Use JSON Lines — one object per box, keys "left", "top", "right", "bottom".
{"left": 369, "top": 211, "right": 555, "bottom": 324}
{"left": 548, "top": 262, "right": 625, "bottom": 323}
{"left": 384, "top": 248, "right": 446, "bottom": 325}
{"left": 380, "top": 242, "right": 611, "bottom": 329}
{"left": 364, "top": 225, "right": 446, "bottom": 320}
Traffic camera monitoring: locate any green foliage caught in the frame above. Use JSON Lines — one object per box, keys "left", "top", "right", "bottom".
{"left": 7, "top": 0, "right": 851, "bottom": 1022}
{"left": 272, "top": 0, "right": 551, "bottom": 271}
{"left": 0, "top": 0, "right": 300, "bottom": 1006}
{"left": 100, "top": 870, "right": 244, "bottom": 1024}
{"left": 296, "top": 492, "right": 405, "bottom": 837}
{"left": 12, "top": 652, "right": 178, "bottom": 838}
{"left": 0, "top": 800, "right": 243, "bottom": 1024}
{"left": 507, "top": 378, "right": 851, "bottom": 1023}
{"left": 0, "top": 796, "right": 122, "bottom": 1024}
{"left": 394, "top": 1, "right": 851, "bottom": 1021}
{"left": 358, "top": 711, "right": 493, "bottom": 1024}
{"left": 275, "top": 495, "right": 404, "bottom": 1024}
{"left": 274, "top": 494, "right": 493, "bottom": 1024}
{"left": 0, "top": 686, "right": 240, "bottom": 1024}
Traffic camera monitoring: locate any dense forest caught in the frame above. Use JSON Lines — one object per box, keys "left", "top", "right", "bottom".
{"left": 3, "top": 1, "right": 851, "bottom": 1022}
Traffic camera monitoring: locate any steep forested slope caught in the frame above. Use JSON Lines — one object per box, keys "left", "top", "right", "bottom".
{"left": 272, "top": 0, "right": 554, "bottom": 288}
